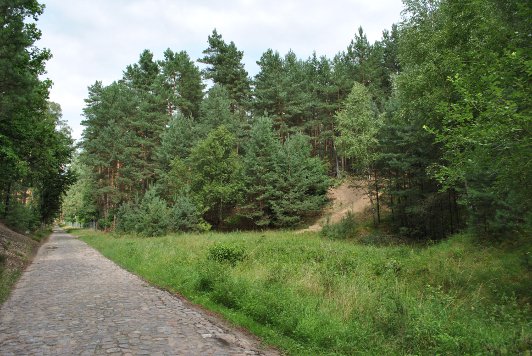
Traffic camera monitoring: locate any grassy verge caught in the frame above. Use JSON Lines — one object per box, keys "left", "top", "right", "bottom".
{"left": 31, "top": 227, "right": 52, "bottom": 242}
{"left": 77, "top": 229, "right": 531, "bottom": 355}
{"left": 0, "top": 269, "right": 22, "bottom": 303}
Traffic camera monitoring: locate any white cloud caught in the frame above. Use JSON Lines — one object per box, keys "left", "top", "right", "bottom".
{"left": 37, "top": 0, "right": 404, "bottom": 141}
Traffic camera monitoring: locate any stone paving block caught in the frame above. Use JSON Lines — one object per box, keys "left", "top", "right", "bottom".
{"left": 0, "top": 229, "right": 278, "bottom": 356}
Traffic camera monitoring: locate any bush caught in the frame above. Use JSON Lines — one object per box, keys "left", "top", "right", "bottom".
{"left": 116, "top": 202, "right": 137, "bottom": 232}
{"left": 320, "top": 212, "right": 357, "bottom": 239}
{"left": 117, "top": 187, "right": 171, "bottom": 236}
{"left": 195, "top": 260, "right": 227, "bottom": 292}
{"left": 97, "top": 216, "right": 113, "bottom": 230}
{"left": 208, "top": 243, "right": 246, "bottom": 266}
{"left": 169, "top": 191, "right": 209, "bottom": 232}
{"left": 3, "top": 202, "right": 39, "bottom": 233}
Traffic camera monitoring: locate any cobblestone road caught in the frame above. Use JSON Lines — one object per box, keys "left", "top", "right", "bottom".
{"left": 0, "top": 229, "right": 278, "bottom": 356}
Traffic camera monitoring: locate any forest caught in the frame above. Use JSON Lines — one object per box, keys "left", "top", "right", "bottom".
{"left": 59, "top": 0, "right": 531, "bottom": 240}
{"left": 0, "top": 0, "right": 530, "bottom": 238}
{"left": 1, "top": 0, "right": 530, "bottom": 354}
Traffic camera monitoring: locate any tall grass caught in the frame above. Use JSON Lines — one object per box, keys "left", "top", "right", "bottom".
{"left": 78, "top": 229, "right": 531, "bottom": 355}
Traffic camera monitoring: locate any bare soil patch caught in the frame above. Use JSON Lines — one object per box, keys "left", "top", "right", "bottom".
{"left": 300, "top": 180, "right": 371, "bottom": 232}
{"left": 0, "top": 223, "right": 38, "bottom": 271}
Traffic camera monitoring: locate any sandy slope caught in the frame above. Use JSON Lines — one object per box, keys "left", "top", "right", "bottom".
{"left": 0, "top": 223, "right": 38, "bottom": 271}
{"left": 300, "top": 180, "right": 371, "bottom": 232}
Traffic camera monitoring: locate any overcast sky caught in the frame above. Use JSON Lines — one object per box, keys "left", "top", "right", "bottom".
{"left": 36, "top": 0, "right": 404, "bottom": 140}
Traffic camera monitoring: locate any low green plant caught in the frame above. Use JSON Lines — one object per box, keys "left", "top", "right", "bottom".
{"left": 320, "top": 212, "right": 357, "bottom": 239}
{"left": 78, "top": 229, "right": 532, "bottom": 355}
{"left": 31, "top": 227, "right": 52, "bottom": 242}
{"left": 208, "top": 244, "right": 246, "bottom": 266}
{"left": 3, "top": 202, "right": 40, "bottom": 233}
{"left": 0, "top": 270, "right": 21, "bottom": 304}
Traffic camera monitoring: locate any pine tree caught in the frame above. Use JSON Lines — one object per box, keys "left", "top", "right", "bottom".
{"left": 240, "top": 117, "right": 283, "bottom": 226}
{"left": 271, "top": 134, "right": 330, "bottom": 227}
{"left": 240, "top": 118, "right": 331, "bottom": 228}
{"left": 188, "top": 126, "right": 242, "bottom": 227}
{"left": 253, "top": 49, "right": 284, "bottom": 118}
{"left": 199, "top": 29, "right": 251, "bottom": 111}
{"left": 159, "top": 49, "right": 204, "bottom": 119}
{"left": 197, "top": 85, "right": 240, "bottom": 137}
{"left": 123, "top": 50, "right": 168, "bottom": 191}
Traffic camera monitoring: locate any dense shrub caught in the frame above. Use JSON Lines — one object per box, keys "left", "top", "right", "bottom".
{"left": 169, "top": 192, "right": 209, "bottom": 232}
{"left": 117, "top": 187, "right": 171, "bottom": 237}
{"left": 320, "top": 212, "right": 357, "bottom": 239}
{"left": 208, "top": 243, "right": 246, "bottom": 266}
{"left": 2, "top": 202, "right": 40, "bottom": 233}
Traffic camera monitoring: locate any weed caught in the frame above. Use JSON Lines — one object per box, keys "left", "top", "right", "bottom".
{"left": 77, "top": 229, "right": 532, "bottom": 355}
{"left": 208, "top": 244, "right": 246, "bottom": 266}
{"left": 320, "top": 212, "right": 357, "bottom": 239}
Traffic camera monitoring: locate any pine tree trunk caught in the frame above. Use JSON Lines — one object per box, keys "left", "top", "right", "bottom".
{"left": 375, "top": 170, "right": 380, "bottom": 224}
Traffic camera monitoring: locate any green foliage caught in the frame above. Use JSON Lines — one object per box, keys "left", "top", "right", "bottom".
{"left": 197, "top": 85, "right": 243, "bottom": 140}
{"left": 0, "top": 2, "right": 74, "bottom": 228}
{"left": 208, "top": 244, "right": 246, "bottom": 266}
{"left": 188, "top": 126, "right": 242, "bottom": 227}
{"left": 81, "top": 49, "right": 178, "bottom": 225}
{"left": 421, "top": 0, "right": 531, "bottom": 235}
{"left": 168, "top": 189, "right": 209, "bottom": 232}
{"left": 240, "top": 117, "right": 331, "bottom": 227}
{"left": 2, "top": 201, "right": 39, "bottom": 233}
{"left": 0, "top": 0, "right": 50, "bottom": 186}
{"left": 379, "top": 0, "right": 531, "bottom": 238}
{"left": 159, "top": 49, "right": 204, "bottom": 119}
{"left": 132, "top": 188, "right": 171, "bottom": 236}
{"left": 199, "top": 29, "right": 251, "bottom": 110}
{"left": 158, "top": 113, "right": 198, "bottom": 167}
{"left": 76, "top": 6, "right": 529, "bottom": 239}
{"left": 239, "top": 117, "right": 282, "bottom": 226}
{"left": 62, "top": 156, "right": 97, "bottom": 226}
{"left": 271, "top": 134, "right": 331, "bottom": 227}
{"left": 0, "top": 270, "right": 22, "bottom": 305}
{"left": 320, "top": 212, "right": 357, "bottom": 240}
{"left": 335, "top": 82, "right": 382, "bottom": 171}
{"left": 80, "top": 229, "right": 532, "bottom": 355}
{"left": 117, "top": 187, "right": 170, "bottom": 237}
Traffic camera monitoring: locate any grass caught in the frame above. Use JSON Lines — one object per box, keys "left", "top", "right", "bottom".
{"left": 0, "top": 269, "right": 22, "bottom": 304}
{"left": 76, "top": 228, "right": 532, "bottom": 355}
{"left": 31, "top": 227, "right": 52, "bottom": 242}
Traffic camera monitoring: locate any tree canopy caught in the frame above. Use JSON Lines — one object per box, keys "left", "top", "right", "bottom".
{"left": 0, "top": 0, "right": 74, "bottom": 230}
{"left": 64, "top": 0, "right": 530, "bottom": 238}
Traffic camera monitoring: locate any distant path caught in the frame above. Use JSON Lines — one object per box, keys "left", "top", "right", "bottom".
{"left": 0, "top": 229, "right": 276, "bottom": 356}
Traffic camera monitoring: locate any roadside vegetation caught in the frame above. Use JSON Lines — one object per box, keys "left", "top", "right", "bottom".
{"left": 0, "top": 223, "right": 50, "bottom": 304}
{"left": 76, "top": 227, "right": 531, "bottom": 355}
{"left": 3, "top": 0, "right": 530, "bottom": 354}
